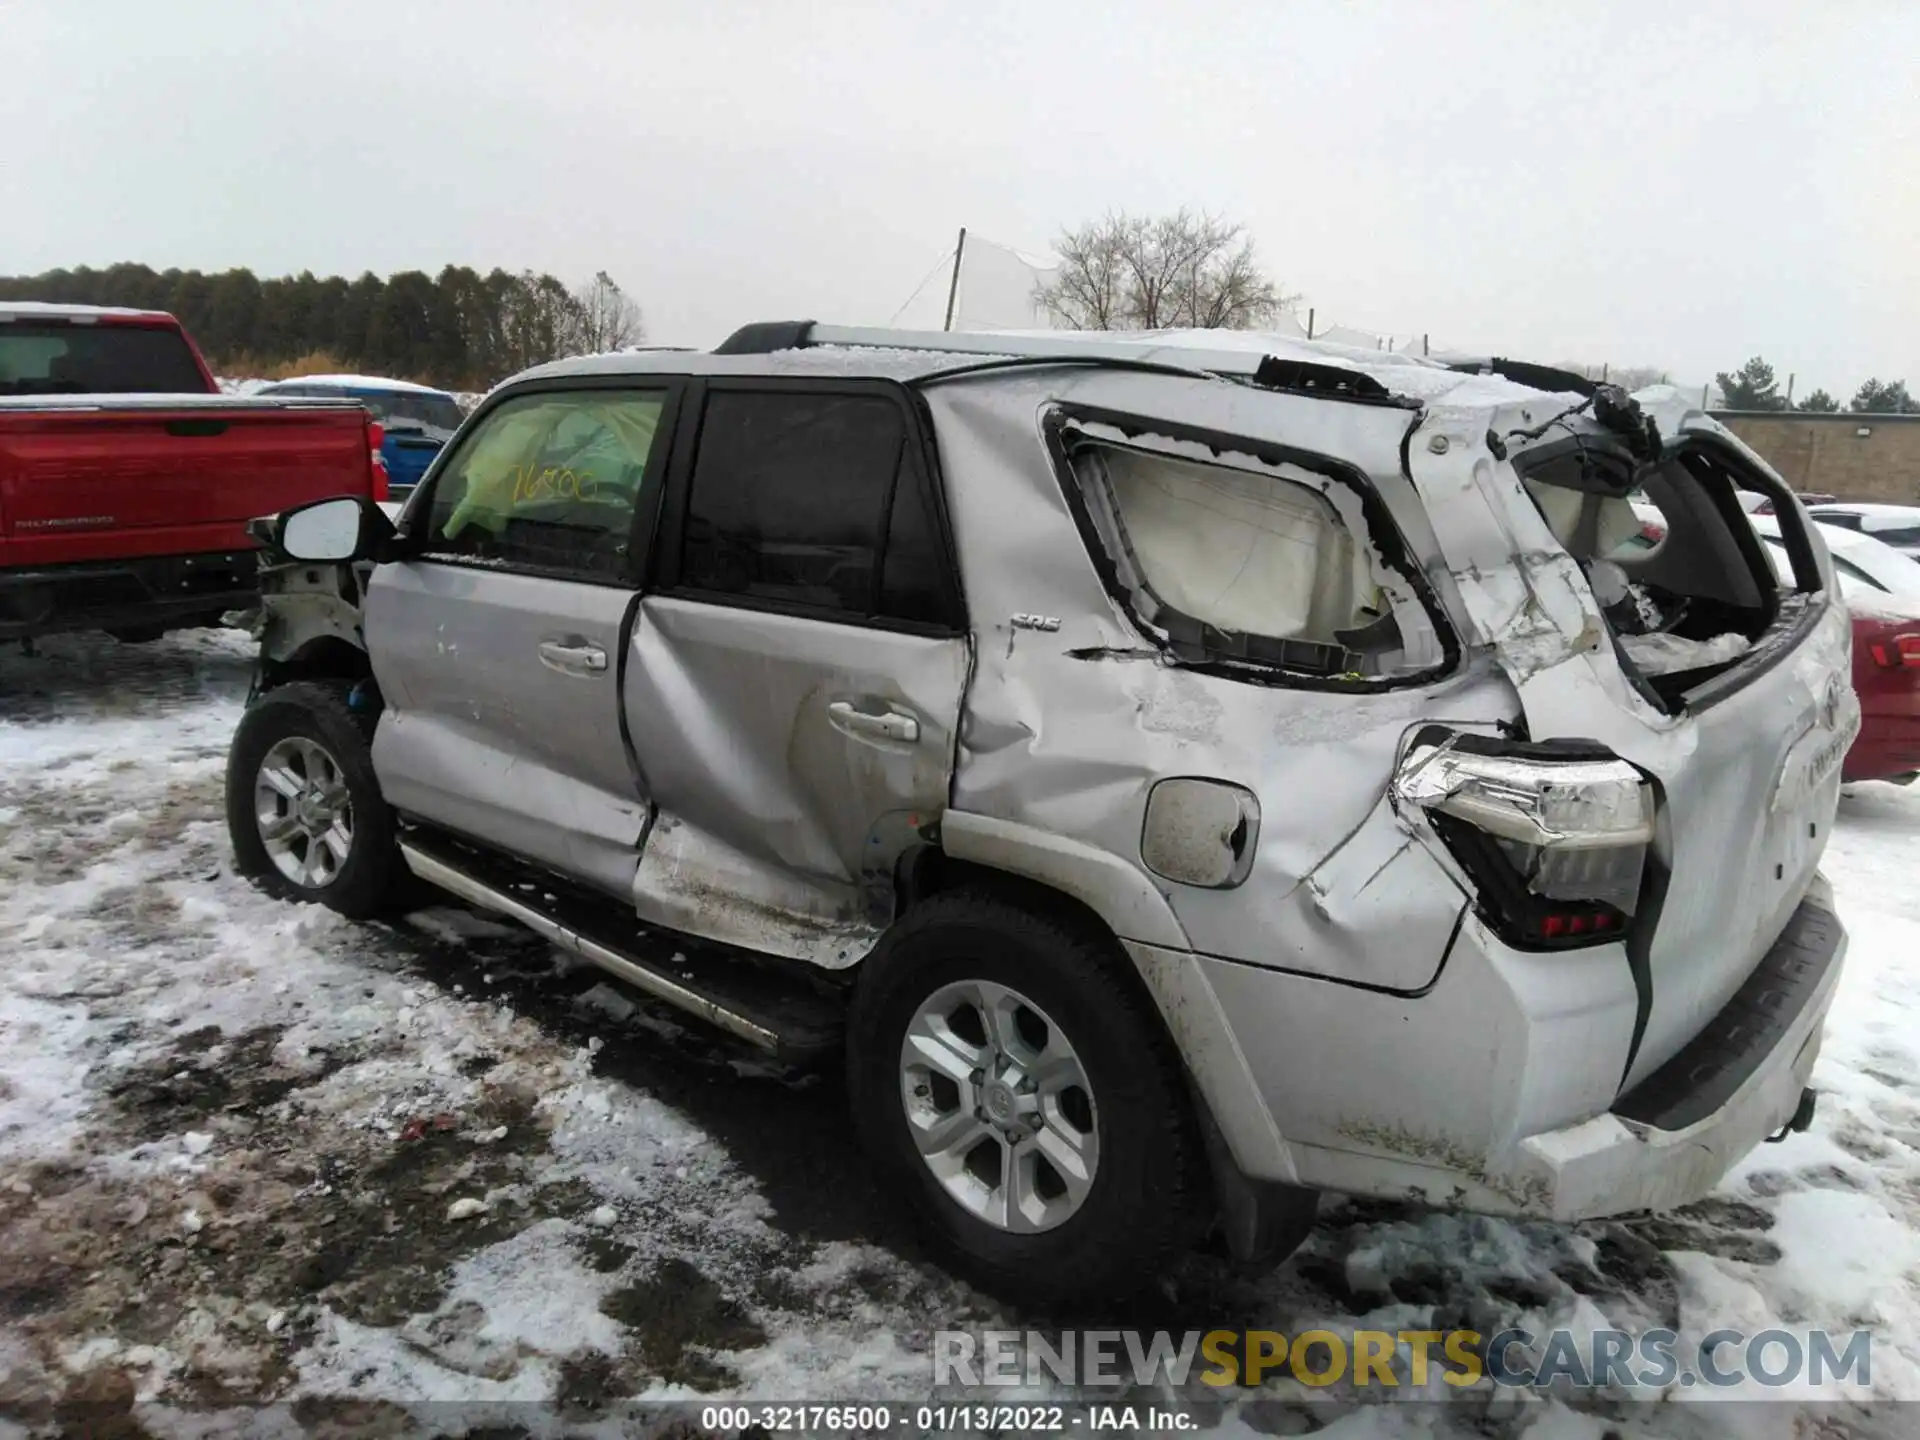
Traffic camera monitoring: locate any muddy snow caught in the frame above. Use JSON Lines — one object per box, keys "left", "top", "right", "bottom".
{"left": 2, "top": 630, "right": 1918, "bottom": 1437}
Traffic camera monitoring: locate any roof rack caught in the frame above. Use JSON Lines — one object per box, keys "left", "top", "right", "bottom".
{"left": 711, "top": 320, "right": 1410, "bottom": 405}
{"left": 715, "top": 319, "right": 1287, "bottom": 375}
{"left": 1443, "top": 356, "right": 1598, "bottom": 398}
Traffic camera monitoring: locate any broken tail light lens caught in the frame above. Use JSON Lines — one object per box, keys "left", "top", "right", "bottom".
{"left": 1396, "top": 738, "right": 1654, "bottom": 950}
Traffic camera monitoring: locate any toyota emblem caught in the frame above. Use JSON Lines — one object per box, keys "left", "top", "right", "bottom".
{"left": 1821, "top": 676, "right": 1844, "bottom": 731}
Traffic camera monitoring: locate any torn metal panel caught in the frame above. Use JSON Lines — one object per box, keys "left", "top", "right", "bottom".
{"left": 250, "top": 559, "right": 370, "bottom": 664}
{"left": 1402, "top": 407, "right": 1856, "bottom": 1089}
{"left": 623, "top": 594, "right": 968, "bottom": 967}
{"left": 928, "top": 371, "right": 1518, "bottom": 986}
{"left": 629, "top": 811, "right": 877, "bottom": 968}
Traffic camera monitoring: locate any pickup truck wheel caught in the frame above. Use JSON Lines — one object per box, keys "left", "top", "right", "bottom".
{"left": 226, "top": 681, "right": 399, "bottom": 919}
{"left": 846, "top": 889, "right": 1204, "bottom": 1303}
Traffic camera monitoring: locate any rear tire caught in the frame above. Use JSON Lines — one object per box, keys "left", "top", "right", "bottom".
{"left": 226, "top": 681, "right": 401, "bottom": 919}
{"left": 846, "top": 888, "right": 1205, "bottom": 1304}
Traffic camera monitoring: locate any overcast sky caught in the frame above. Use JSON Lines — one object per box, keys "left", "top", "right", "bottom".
{"left": 4, "top": 0, "right": 1914, "bottom": 395}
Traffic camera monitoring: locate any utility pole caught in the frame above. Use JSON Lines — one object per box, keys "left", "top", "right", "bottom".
{"left": 1306, "top": 308, "right": 1315, "bottom": 340}
{"left": 942, "top": 227, "right": 967, "bottom": 332}
{"left": 1423, "top": 334, "right": 1429, "bottom": 357}
{"left": 1786, "top": 372, "right": 1796, "bottom": 406}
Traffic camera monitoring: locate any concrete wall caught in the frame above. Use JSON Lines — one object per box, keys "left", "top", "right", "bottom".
{"left": 1712, "top": 412, "right": 1920, "bottom": 502}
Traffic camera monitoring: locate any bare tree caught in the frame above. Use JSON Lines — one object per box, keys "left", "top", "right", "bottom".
{"left": 567, "top": 271, "right": 646, "bottom": 354}
{"left": 1036, "top": 210, "right": 1296, "bottom": 331}
{"left": 1036, "top": 217, "right": 1131, "bottom": 329}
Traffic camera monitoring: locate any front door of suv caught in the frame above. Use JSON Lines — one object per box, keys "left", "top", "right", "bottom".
{"left": 363, "top": 382, "right": 680, "bottom": 898}
{"left": 623, "top": 379, "right": 970, "bottom": 965}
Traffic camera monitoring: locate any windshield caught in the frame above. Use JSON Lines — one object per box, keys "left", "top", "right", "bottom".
{"left": 0, "top": 321, "right": 207, "bottom": 395}
{"left": 363, "top": 391, "right": 463, "bottom": 434}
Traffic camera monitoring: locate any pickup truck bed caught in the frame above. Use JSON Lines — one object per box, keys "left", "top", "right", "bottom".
{"left": 1, "top": 304, "right": 386, "bottom": 644}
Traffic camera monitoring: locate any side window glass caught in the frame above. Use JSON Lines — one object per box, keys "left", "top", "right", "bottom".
{"left": 423, "top": 389, "right": 667, "bottom": 579}
{"left": 682, "top": 390, "right": 936, "bottom": 620}
{"left": 879, "top": 448, "right": 957, "bottom": 624}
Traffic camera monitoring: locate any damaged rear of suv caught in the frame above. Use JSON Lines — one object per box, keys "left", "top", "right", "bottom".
{"left": 226, "top": 325, "right": 1850, "bottom": 1302}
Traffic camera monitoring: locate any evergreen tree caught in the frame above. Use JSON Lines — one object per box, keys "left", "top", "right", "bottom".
{"left": 0, "top": 261, "right": 647, "bottom": 387}
{"left": 1713, "top": 356, "right": 1789, "bottom": 411}
{"left": 1850, "top": 378, "right": 1917, "bottom": 414}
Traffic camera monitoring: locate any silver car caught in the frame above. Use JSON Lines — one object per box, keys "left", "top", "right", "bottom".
{"left": 226, "top": 324, "right": 1855, "bottom": 1302}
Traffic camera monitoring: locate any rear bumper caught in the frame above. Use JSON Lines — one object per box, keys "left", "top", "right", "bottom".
{"left": 1512, "top": 881, "right": 1843, "bottom": 1217}
{"left": 0, "top": 549, "right": 257, "bottom": 640}
{"left": 1129, "top": 877, "right": 1844, "bottom": 1222}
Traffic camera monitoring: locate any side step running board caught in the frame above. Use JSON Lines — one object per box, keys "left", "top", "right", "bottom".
{"left": 399, "top": 839, "right": 844, "bottom": 1065}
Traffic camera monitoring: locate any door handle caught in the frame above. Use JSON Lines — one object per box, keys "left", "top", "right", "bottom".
{"left": 828, "top": 700, "right": 920, "bottom": 743}
{"left": 537, "top": 639, "right": 608, "bottom": 674}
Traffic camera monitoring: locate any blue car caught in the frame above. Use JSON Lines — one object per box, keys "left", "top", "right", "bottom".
{"left": 256, "top": 375, "right": 465, "bottom": 497}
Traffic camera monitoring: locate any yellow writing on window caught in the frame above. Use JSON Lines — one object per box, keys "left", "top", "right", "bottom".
{"left": 509, "top": 465, "right": 598, "bottom": 505}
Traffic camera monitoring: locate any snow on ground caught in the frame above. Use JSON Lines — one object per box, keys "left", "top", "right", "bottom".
{"left": 2, "top": 630, "right": 1918, "bottom": 1437}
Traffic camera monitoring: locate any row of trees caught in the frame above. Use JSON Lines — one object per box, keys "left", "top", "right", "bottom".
{"left": 0, "top": 263, "right": 644, "bottom": 389}
{"left": 1715, "top": 357, "right": 1915, "bottom": 415}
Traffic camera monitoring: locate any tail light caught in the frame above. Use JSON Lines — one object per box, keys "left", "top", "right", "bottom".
{"left": 1395, "top": 733, "right": 1653, "bottom": 950}
{"left": 1868, "top": 634, "right": 1920, "bottom": 669}
{"left": 367, "top": 420, "right": 390, "bottom": 502}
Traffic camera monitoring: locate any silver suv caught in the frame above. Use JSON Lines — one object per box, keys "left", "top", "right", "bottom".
{"left": 226, "top": 324, "right": 1854, "bottom": 1302}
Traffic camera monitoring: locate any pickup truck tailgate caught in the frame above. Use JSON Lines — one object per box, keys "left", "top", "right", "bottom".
{"left": 0, "top": 395, "right": 372, "bottom": 566}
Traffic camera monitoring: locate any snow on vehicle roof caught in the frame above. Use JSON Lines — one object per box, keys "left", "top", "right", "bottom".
{"left": 0, "top": 301, "right": 177, "bottom": 324}
{"left": 1046, "top": 326, "right": 1574, "bottom": 407}
{"left": 262, "top": 373, "right": 454, "bottom": 396}
{"left": 527, "top": 326, "right": 1600, "bottom": 411}
{"left": 524, "top": 345, "right": 978, "bottom": 386}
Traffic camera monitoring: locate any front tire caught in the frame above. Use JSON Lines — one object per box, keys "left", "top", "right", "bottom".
{"left": 226, "top": 681, "right": 400, "bottom": 919}
{"left": 846, "top": 889, "right": 1205, "bottom": 1304}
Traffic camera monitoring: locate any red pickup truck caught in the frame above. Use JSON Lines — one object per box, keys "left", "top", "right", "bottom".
{"left": 1, "top": 302, "right": 387, "bottom": 645}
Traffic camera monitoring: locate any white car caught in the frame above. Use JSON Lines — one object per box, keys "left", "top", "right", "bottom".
{"left": 1806, "top": 502, "right": 1920, "bottom": 559}
{"left": 1752, "top": 514, "right": 1920, "bottom": 599}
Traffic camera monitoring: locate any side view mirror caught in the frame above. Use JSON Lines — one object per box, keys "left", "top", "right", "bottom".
{"left": 268, "top": 495, "right": 396, "bottom": 563}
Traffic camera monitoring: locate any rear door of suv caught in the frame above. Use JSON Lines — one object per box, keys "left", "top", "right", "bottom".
{"left": 363, "top": 379, "right": 681, "bottom": 897}
{"left": 1406, "top": 412, "right": 1855, "bottom": 1087}
{"left": 623, "top": 377, "right": 970, "bottom": 965}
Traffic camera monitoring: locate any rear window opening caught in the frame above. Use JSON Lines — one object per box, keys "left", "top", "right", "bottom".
{"left": 0, "top": 321, "right": 207, "bottom": 395}
{"left": 1516, "top": 435, "right": 1821, "bottom": 711}
{"left": 1054, "top": 417, "right": 1450, "bottom": 685}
